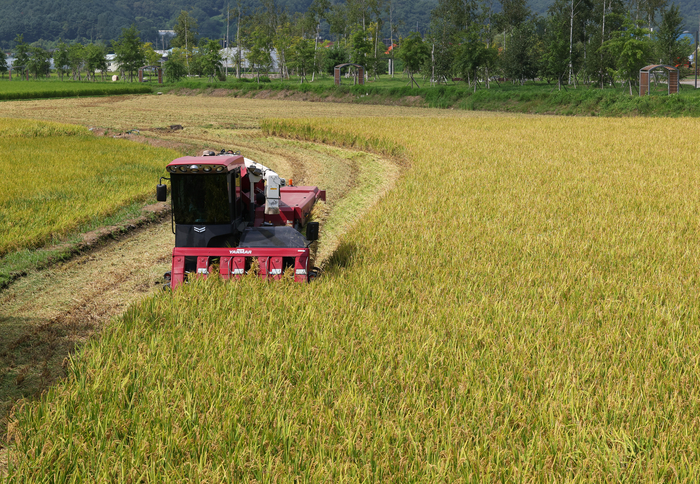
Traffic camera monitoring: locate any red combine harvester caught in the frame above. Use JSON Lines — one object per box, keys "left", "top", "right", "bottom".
{"left": 156, "top": 150, "right": 325, "bottom": 288}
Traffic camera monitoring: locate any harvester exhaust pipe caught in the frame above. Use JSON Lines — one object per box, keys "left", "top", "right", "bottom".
{"left": 250, "top": 184, "right": 255, "bottom": 223}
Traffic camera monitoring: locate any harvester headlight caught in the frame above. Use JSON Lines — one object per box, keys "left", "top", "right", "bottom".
{"left": 190, "top": 164, "right": 199, "bottom": 172}
{"left": 168, "top": 166, "right": 177, "bottom": 172}
{"left": 179, "top": 166, "right": 188, "bottom": 172}
{"left": 203, "top": 166, "right": 212, "bottom": 172}
{"left": 216, "top": 166, "right": 224, "bottom": 172}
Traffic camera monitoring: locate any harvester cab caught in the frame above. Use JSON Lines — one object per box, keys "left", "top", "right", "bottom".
{"left": 157, "top": 151, "right": 325, "bottom": 288}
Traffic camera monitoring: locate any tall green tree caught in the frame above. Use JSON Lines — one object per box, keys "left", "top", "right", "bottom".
{"left": 430, "top": 0, "right": 478, "bottom": 34}
{"left": 164, "top": 49, "right": 188, "bottom": 82}
{"left": 454, "top": 26, "right": 498, "bottom": 91}
{"left": 171, "top": 10, "right": 199, "bottom": 74}
{"left": 113, "top": 25, "right": 146, "bottom": 82}
{"left": 496, "top": 0, "right": 531, "bottom": 29}
{"left": 581, "top": 0, "right": 625, "bottom": 89}
{"left": 247, "top": 27, "right": 272, "bottom": 83}
{"left": 642, "top": 0, "right": 668, "bottom": 31}
{"left": 200, "top": 39, "right": 224, "bottom": 80}
{"left": 426, "top": 8, "right": 454, "bottom": 84}
{"left": 655, "top": 5, "right": 692, "bottom": 66}
{"left": 429, "top": 0, "right": 499, "bottom": 86}
{"left": 273, "top": 21, "right": 294, "bottom": 79}
{"left": 540, "top": 21, "right": 570, "bottom": 89}
{"left": 426, "top": 29, "right": 454, "bottom": 84}
{"left": 397, "top": 32, "right": 430, "bottom": 87}
{"left": 171, "top": 11, "right": 199, "bottom": 50}
{"left": 53, "top": 41, "right": 70, "bottom": 80}
{"left": 143, "top": 42, "right": 163, "bottom": 66}
{"left": 346, "top": 0, "right": 383, "bottom": 32}
{"left": 541, "top": 0, "right": 591, "bottom": 86}
{"left": 12, "top": 34, "right": 30, "bottom": 76}
{"left": 304, "top": 0, "right": 331, "bottom": 80}
{"left": 233, "top": 0, "right": 246, "bottom": 78}
{"left": 327, "top": 3, "right": 350, "bottom": 41}
{"left": 349, "top": 28, "right": 372, "bottom": 66}
{"left": 323, "top": 43, "right": 349, "bottom": 74}
{"left": 68, "top": 43, "right": 86, "bottom": 80}
{"left": 85, "top": 43, "right": 107, "bottom": 81}
{"left": 365, "top": 21, "right": 386, "bottom": 79}
{"left": 0, "top": 50, "right": 7, "bottom": 79}
{"left": 27, "top": 46, "right": 51, "bottom": 79}
{"left": 288, "top": 36, "right": 315, "bottom": 82}
{"left": 500, "top": 20, "right": 541, "bottom": 83}
{"left": 603, "top": 16, "right": 654, "bottom": 94}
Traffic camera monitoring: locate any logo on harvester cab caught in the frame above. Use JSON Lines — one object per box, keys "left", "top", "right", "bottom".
{"left": 229, "top": 249, "right": 253, "bottom": 255}
{"left": 194, "top": 227, "right": 206, "bottom": 233}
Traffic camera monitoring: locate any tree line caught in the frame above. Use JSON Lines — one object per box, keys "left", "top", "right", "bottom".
{"left": 0, "top": 0, "right": 695, "bottom": 95}
{"left": 419, "top": 0, "right": 695, "bottom": 93}
{"left": 164, "top": 2, "right": 399, "bottom": 83}
{"left": 0, "top": 29, "right": 160, "bottom": 81}
{"left": 165, "top": 0, "right": 694, "bottom": 93}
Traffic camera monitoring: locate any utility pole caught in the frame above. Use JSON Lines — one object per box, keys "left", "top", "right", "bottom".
{"left": 569, "top": 0, "right": 574, "bottom": 84}
{"left": 226, "top": 4, "right": 230, "bottom": 77}
{"left": 237, "top": 2, "right": 242, "bottom": 78}
{"left": 600, "top": 0, "right": 606, "bottom": 89}
{"left": 185, "top": 14, "right": 190, "bottom": 74}
{"left": 431, "top": 42, "right": 434, "bottom": 86}
{"left": 389, "top": 1, "right": 394, "bottom": 78}
{"left": 568, "top": 0, "right": 583, "bottom": 86}
{"left": 312, "top": 21, "right": 320, "bottom": 82}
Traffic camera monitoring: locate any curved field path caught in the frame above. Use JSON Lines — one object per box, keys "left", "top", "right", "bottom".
{"left": 1, "top": 93, "right": 445, "bottom": 448}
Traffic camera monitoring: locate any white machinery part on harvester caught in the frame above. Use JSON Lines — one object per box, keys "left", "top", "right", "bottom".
{"left": 244, "top": 157, "right": 284, "bottom": 215}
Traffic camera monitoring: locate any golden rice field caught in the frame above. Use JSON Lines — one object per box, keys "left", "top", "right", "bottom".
{"left": 0, "top": 118, "right": 178, "bottom": 256}
{"left": 6, "top": 106, "right": 700, "bottom": 481}
{"left": 0, "top": 93, "right": 472, "bottom": 132}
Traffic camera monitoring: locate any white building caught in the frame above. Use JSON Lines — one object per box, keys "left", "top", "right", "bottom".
{"left": 219, "top": 47, "right": 280, "bottom": 72}
{"left": 105, "top": 54, "right": 118, "bottom": 72}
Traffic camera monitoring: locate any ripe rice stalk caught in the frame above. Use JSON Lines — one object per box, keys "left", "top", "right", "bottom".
{"left": 0, "top": 119, "right": 179, "bottom": 256}
{"left": 7, "top": 112, "right": 700, "bottom": 482}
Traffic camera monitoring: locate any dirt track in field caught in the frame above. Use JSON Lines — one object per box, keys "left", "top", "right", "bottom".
{"left": 0, "top": 94, "right": 415, "bottom": 450}
{"left": 0, "top": 220, "right": 173, "bottom": 435}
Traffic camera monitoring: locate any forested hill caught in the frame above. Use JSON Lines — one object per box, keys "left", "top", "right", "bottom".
{"left": 0, "top": 0, "right": 437, "bottom": 49}
{"left": 0, "top": 0, "right": 299, "bottom": 47}
{"left": 527, "top": 0, "right": 699, "bottom": 31}
{"left": 0, "top": 0, "right": 696, "bottom": 49}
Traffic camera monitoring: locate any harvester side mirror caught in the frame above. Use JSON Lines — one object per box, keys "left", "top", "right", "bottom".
{"left": 306, "top": 222, "right": 319, "bottom": 242}
{"left": 156, "top": 184, "right": 167, "bottom": 202}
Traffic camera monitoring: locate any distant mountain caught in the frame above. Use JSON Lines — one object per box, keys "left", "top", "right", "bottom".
{"left": 0, "top": 0, "right": 257, "bottom": 48}
{"left": 0, "top": 0, "right": 696, "bottom": 50}
{"left": 0, "top": 0, "right": 437, "bottom": 49}
{"left": 527, "top": 0, "right": 699, "bottom": 32}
